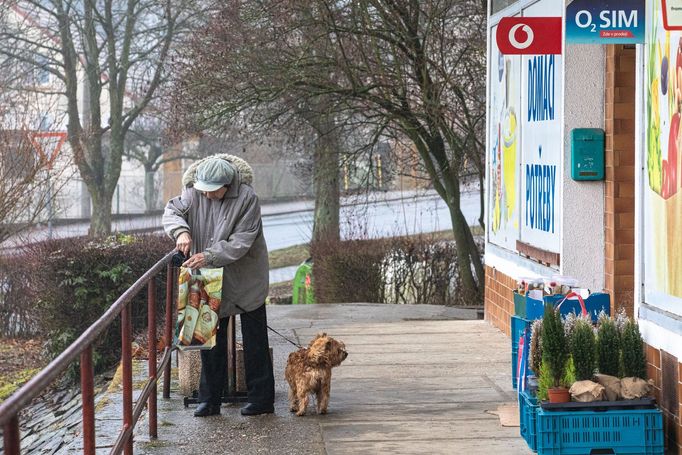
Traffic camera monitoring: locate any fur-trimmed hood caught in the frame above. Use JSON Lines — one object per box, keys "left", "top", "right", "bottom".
{"left": 182, "top": 153, "right": 254, "bottom": 188}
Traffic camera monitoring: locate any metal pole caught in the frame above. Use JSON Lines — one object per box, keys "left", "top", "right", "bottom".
{"left": 147, "top": 279, "right": 157, "bottom": 439}
{"left": 163, "top": 264, "right": 173, "bottom": 399}
{"left": 3, "top": 416, "right": 20, "bottom": 455}
{"left": 80, "top": 346, "right": 95, "bottom": 455}
{"left": 227, "top": 316, "right": 236, "bottom": 395}
{"left": 121, "top": 305, "right": 133, "bottom": 455}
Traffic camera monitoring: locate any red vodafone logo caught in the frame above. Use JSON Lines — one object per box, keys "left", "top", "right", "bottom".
{"left": 496, "top": 17, "right": 562, "bottom": 55}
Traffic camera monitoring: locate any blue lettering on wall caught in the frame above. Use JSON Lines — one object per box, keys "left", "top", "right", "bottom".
{"left": 525, "top": 155, "right": 557, "bottom": 233}
{"left": 527, "top": 55, "right": 555, "bottom": 122}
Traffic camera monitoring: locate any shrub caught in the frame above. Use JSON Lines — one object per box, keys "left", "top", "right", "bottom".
{"left": 0, "top": 258, "right": 35, "bottom": 337}
{"left": 541, "top": 305, "right": 568, "bottom": 388}
{"left": 311, "top": 233, "right": 482, "bottom": 306}
{"left": 597, "top": 317, "right": 622, "bottom": 377}
{"left": 383, "top": 237, "right": 465, "bottom": 306}
{"left": 16, "top": 234, "right": 173, "bottom": 377}
{"left": 570, "top": 317, "right": 596, "bottom": 381}
{"left": 621, "top": 319, "right": 647, "bottom": 379}
{"left": 311, "top": 238, "right": 387, "bottom": 303}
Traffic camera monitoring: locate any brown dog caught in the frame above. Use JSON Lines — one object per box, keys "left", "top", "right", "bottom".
{"left": 285, "top": 333, "right": 348, "bottom": 416}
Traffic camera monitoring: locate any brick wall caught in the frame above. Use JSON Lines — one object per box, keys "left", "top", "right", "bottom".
{"left": 604, "top": 44, "right": 636, "bottom": 318}
{"left": 484, "top": 265, "right": 515, "bottom": 336}
{"left": 645, "top": 344, "right": 682, "bottom": 454}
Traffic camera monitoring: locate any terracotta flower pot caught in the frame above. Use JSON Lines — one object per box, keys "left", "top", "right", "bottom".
{"left": 547, "top": 387, "right": 571, "bottom": 403}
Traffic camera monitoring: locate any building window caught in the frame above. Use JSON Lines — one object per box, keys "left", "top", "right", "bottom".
{"left": 491, "top": 0, "right": 519, "bottom": 15}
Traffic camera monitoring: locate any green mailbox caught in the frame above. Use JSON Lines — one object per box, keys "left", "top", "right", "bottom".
{"left": 571, "top": 128, "right": 604, "bottom": 181}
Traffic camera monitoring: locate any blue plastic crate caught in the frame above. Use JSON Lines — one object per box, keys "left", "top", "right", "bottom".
{"left": 526, "top": 292, "right": 610, "bottom": 322}
{"left": 512, "top": 347, "right": 518, "bottom": 389}
{"left": 519, "top": 389, "right": 539, "bottom": 451}
{"left": 514, "top": 292, "right": 527, "bottom": 318}
{"left": 536, "top": 408, "right": 664, "bottom": 455}
{"left": 511, "top": 315, "right": 534, "bottom": 389}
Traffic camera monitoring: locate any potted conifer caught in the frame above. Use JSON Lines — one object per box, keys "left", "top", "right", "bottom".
{"left": 621, "top": 319, "right": 647, "bottom": 379}
{"left": 541, "top": 305, "right": 570, "bottom": 403}
{"left": 597, "top": 316, "right": 621, "bottom": 377}
{"left": 570, "top": 317, "right": 596, "bottom": 381}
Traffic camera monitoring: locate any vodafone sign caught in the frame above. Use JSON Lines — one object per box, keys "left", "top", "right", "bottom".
{"left": 496, "top": 17, "right": 563, "bottom": 55}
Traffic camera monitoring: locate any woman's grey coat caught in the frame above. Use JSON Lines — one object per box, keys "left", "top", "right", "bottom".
{"left": 162, "top": 170, "right": 269, "bottom": 317}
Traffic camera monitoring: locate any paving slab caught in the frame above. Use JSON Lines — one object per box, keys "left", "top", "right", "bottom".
{"left": 130, "top": 303, "right": 529, "bottom": 455}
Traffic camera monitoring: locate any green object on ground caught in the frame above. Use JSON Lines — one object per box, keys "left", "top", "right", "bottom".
{"left": 292, "top": 260, "right": 315, "bottom": 304}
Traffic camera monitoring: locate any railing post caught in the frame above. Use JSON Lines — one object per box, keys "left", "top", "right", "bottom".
{"left": 121, "top": 304, "right": 133, "bottom": 455}
{"left": 147, "top": 279, "right": 157, "bottom": 439}
{"left": 80, "top": 345, "right": 95, "bottom": 455}
{"left": 163, "top": 264, "right": 173, "bottom": 400}
{"left": 3, "top": 415, "right": 20, "bottom": 455}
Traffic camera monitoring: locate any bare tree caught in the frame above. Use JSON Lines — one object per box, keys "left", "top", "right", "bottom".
{"left": 175, "top": 2, "right": 346, "bottom": 243}
{"left": 124, "top": 110, "right": 200, "bottom": 212}
{"left": 0, "top": 0, "right": 203, "bottom": 236}
{"left": 176, "top": 0, "right": 486, "bottom": 300}
{"left": 311, "top": 0, "right": 487, "bottom": 301}
{"left": 0, "top": 87, "right": 71, "bottom": 244}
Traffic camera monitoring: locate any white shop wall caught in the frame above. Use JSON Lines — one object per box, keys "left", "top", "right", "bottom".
{"left": 486, "top": 0, "right": 606, "bottom": 290}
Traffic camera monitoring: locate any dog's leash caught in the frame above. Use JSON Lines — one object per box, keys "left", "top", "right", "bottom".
{"left": 234, "top": 303, "right": 303, "bottom": 349}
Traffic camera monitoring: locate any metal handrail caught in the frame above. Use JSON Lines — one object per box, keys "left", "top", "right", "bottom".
{"left": 0, "top": 249, "right": 178, "bottom": 455}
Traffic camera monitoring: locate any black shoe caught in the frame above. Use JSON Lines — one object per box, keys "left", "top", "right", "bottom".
{"left": 194, "top": 402, "right": 221, "bottom": 417}
{"left": 240, "top": 403, "right": 274, "bottom": 416}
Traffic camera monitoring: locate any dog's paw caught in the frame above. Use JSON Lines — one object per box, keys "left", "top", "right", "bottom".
{"left": 295, "top": 409, "right": 307, "bottom": 416}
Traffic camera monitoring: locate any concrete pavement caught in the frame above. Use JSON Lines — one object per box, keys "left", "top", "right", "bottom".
{"left": 134, "top": 303, "right": 531, "bottom": 455}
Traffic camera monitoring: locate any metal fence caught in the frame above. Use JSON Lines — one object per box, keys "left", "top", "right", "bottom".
{"left": 0, "top": 250, "right": 177, "bottom": 455}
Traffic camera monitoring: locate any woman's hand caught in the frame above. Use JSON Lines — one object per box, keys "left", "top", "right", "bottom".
{"left": 176, "top": 232, "right": 192, "bottom": 257}
{"left": 183, "top": 253, "right": 206, "bottom": 269}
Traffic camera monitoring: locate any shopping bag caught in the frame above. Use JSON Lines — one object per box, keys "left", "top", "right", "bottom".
{"left": 175, "top": 267, "right": 222, "bottom": 350}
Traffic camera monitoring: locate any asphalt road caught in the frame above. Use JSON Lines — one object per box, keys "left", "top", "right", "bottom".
{"left": 2, "top": 189, "right": 481, "bottom": 253}
{"left": 262, "top": 190, "right": 480, "bottom": 250}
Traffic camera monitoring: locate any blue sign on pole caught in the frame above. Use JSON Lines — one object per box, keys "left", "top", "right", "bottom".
{"left": 566, "top": 0, "right": 645, "bottom": 44}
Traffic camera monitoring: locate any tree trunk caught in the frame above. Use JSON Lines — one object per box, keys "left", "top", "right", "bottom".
{"left": 144, "top": 170, "right": 156, "bottom": 213}
{"left": 88, "top": 186, "right": 114, "bottom": 237}
{"left": 443, "top": 180, "right": 484, "bottom": 304}
{"left": 312, "top": 127, "right": 340, "bottom": 244}
{"left": 478, "top": 169, "right": 485, "bottom": 230}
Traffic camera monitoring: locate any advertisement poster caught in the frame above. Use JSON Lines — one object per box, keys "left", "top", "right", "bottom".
{"left": 488, "top": 0, "right": 563, "bottom": 255}
{"left": 643, "top": 0, "right": 682, "bottom": 314}
{"left": 518, "top": 0, "right": 563, "bottom": 254}
{"left": 518, "top": 52, "right": 562, "bottom": 253}
{"left": 566, "top": 0, "right": 645, "bottom": 44}
{"left": 488, "top": 23, "right": 522, "bottom": 251}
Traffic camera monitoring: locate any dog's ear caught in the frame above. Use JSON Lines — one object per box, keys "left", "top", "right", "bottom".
{"left": 313, "top": 332, "right": 327, "bottom": 340}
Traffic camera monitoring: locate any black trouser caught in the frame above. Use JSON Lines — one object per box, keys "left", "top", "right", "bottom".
{"left": 198, "top": 304, "right": 275, "bottom": 406}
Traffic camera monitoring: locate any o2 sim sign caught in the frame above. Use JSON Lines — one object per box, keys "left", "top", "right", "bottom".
{"left": 496, "top": 17, "right": 562, "bottom": 55}
{"left": 565, "top": 0, "right": 644, "bottom": 43}
{"left": 575, "top": 9, "right": 638, "bottom": 38}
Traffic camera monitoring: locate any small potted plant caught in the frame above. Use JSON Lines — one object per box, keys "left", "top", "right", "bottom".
{"left": 541, "top": 305, "right": 570, "bottom": 402}
{"left": 621, "top": 319, "right": 647, "bottom": 379}
{"left": 597, "top": 316, "right": 621, "bottom": 377}
{"left": 570, "top": 316, "right": 596, "bottom": 381}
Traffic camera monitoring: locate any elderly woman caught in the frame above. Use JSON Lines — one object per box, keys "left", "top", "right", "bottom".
{"left": 163, "top": 156, "right": 274, "bottom": 417}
